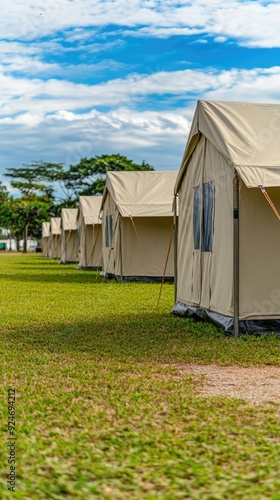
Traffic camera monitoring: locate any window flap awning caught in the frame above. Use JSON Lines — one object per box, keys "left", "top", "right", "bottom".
{"left": 236, "top": 166, "right": 280, "bottom": 188}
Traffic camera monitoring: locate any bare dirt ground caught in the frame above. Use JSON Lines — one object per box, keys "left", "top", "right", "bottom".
{"left": 178, "top": 364, "right": 280, "bottom": 407}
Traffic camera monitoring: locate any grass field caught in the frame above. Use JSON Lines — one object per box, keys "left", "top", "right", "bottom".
{"left": 1, "top": 253, "right": 280, "bottom": 499}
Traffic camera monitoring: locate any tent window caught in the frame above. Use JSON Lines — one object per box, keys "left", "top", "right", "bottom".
{"left": 193, "top": 186, "right": 201, "bottom": 250}
{"left": 109, "top": 215, "right": 114, "bottom": 247}
{"left": 78, "top": 226, "right": 82, "bottom": 247}
{"left": 105, "top": 215, "right": 114, "bottom": 248}
{"left": 105, "top": 215, "right": 110, "bottom": 247}
{"left": 202, "top": 182, "right": 213, "bottom": 252}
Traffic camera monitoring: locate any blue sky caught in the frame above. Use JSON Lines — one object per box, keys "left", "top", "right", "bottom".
{"left": 1, "top": 0, "right": 280, "bottom": 191}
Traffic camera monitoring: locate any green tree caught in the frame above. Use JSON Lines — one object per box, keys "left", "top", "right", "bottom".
{"left": 16, "top": 161, "right": 77, "bottom": 208}
{"left": 4, "top": 167, "right": 55, "bottom": 252}
{"left": 2, "top": 154, "right": 154, "bottom": 249}
{"left": 0, "top": 196, "right": 52, "bottom": 250}
{"left": 0, "top": 180, "right": 8, "bottom": 202}
{"left": 5, "top": 161, "right": 81, "bottom": 210}
{"left": 5, "top": 155, "right": 154, "bottom": 205}
{"left": 0, "top": 181, "right": 9, "bottom": 238}
{"left": 67, "top": 154, "right": 154, "bottom": 197}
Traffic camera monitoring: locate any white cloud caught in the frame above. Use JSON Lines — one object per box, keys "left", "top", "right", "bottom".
{"left": 0, "top": 107, "right": 189, "bottom": 189}
{"left": 0, "top": 1, "right": 280, "bottom": 48}
{"left": 1, "top": 64, "right": 280, "bottom": 182}
{"left": 0, "top": 38, "right": 126, "bottom": 82}
{"left": 1, "top": 66, "right": 280, "bottom": 121}
{"left": 1, "top": 0, "right": 280, "bottom": 184}
{"left": 195, "top": 39, "right": 208, "bottom": 44}
{"left": 214, "top": 36, "right": 227, "bottom": 43}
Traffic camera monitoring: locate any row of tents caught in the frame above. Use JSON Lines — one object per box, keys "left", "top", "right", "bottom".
{"left": 41, "top": 100, "right": 280, "bottom": 336}
{"left": 42, "top": 170, "right": 177, "bottom": 280}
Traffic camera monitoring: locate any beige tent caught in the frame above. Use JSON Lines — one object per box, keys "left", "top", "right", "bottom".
{"left": 42, "top": 222, "right": 51, "bottom": 258}
{"left": 101, "top": 170, "right": 177, "bottom": 281}
{"left": 60, "top": 208, "right": 78, "bottom": 264}
{"left": 77, "top": 196, "right": 102, "bottom": 269}
{"left": 172, "top": 100, "right": 280, "bottom": 336}
{"left": 49, "top": 217, "right": 61, "bottom": 259}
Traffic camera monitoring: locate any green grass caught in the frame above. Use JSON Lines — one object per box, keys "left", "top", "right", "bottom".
{"left": 0, "top": 253, "right": 280, "bottom": 499}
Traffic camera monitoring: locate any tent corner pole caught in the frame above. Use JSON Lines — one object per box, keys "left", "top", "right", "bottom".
{"left": 174, "top": 194, "right": 178, "bottom": 304}
{"left": 119, "top": 216, "right": 123, "bottom": 280}
{"left": 233, "top": 173, "right": 240, "bottom": 338}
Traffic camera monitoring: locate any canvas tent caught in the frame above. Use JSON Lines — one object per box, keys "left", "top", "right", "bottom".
{"left": 172, "top": 100, "right": 280, "bottom": 336}
{"left": 42, "top": 222, "right": 51, "bottom": 257}
{"left": 77, "top": 196, "right": 102, "bottom": 269}
{"left": 60, "top": 208, "right": 78, "bottom": 264}
{"left": 49, "top": 217, "right": 61, "bottom": 259}
{"left": 100, "top": 170, "right": 177, "bottom": 281}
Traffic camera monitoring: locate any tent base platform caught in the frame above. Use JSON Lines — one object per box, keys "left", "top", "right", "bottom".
{"left": 172, "top": 301, "right": 280, "bottom": 336}
{"left": 105, "top": 273, "right": 174, "bottom": 283}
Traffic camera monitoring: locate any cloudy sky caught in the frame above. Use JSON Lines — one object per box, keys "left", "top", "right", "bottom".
{"left": 1, "top": 0, "right": 280, "bottom": 188}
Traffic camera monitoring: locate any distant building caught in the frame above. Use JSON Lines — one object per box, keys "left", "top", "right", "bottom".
{"left": 0, "top": 239, "right": 17, "bottom": 251}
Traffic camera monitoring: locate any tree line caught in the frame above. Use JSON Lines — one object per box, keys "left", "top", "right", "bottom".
{"left": 0, "top": 154, "right": 154, "bottom": 251}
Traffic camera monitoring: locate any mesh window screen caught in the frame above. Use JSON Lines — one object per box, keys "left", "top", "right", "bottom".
{"left": 202, "top": 182, "right": 213, "bottom": 252}
{"left": 193, "top": 185, "right": 201, "bottom": 250}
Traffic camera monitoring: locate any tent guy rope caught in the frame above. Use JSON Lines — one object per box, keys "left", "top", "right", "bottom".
{"left": 156, "top": 222, "right": 174, "bottom": 311}
{"left": 259, "top": 186, "right": 280, "bottom": 221}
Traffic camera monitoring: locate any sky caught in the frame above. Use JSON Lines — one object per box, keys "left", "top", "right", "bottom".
{"left": 1, "top": 0, "right": 280, "bottom": 191}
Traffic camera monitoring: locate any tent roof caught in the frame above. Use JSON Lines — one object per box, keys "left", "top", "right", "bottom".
{"left": 61, "top": 208, "right": 78, "bottom": 231}
{"left": 101, "top": 171, "right": 178, "bottom": 217}
{"left": 79, "top": 196, "right": 102, "bottom": 225}
{"left": 176, "top": 100, "right": 280, "bottom": 190}
{"left": 42, "top": 221, "right": 50, "bottom": 237}
{"left": 50, "top": 217, "right": 61, "bottom": 235}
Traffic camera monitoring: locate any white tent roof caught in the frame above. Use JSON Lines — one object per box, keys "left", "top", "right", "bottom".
{"left": 61, "top": 208, "right": 78, "bottom": 231}
{"left": 42, "top": 222, "right": 50, "bottom": 237}
{"left": 79, "top": 196, "right": 102, "bottom": 225}
{"left": 101, "top": 171, "right": 178, "bottom": 217}
{"left": 176, "top": 100, "right": 280, "bottom": 190}
{"left": 50, "top": 217, "right": 61, "bottom": 235}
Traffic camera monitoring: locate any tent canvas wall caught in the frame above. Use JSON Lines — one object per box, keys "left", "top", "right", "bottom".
{"left": 60, "top": 208, "right": 78, "bottom": 264}
{"left": 172, "top": 100, "right": 280, "bottom": 336}
{"left": 77, "top": 196, "right": 102, "bottom": 269}
{"left": 42, "top": 222, "right": 51, "bottom": 257}
{"left": 101, "top": 171, "right": 177, "bottom": 281}
{"left": 49, "top": 217, "right": 61, "bottom": 259}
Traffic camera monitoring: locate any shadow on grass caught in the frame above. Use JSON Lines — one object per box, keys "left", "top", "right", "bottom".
{"left": 4, "top": 312, "right": 280, "bottom": 366}
{"left": 5, "top": 256, "right": 174, "bottom": 287}
{"left": 5, "top": 312, "right": 220, "bottom": 358}
{"left": 1, "top": 271, "right": 105, "bottom": 285}
{"left": 2, "top": 267, "right": 175, "bottom": 286}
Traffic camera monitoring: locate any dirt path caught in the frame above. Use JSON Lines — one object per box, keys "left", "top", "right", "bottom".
{"left": 178, "top": 364, "right": 280, "bottom": 406}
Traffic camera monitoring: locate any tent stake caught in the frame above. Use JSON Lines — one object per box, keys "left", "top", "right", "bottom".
{"left": 233, "top": 174, "right": 240, "bottom": 338}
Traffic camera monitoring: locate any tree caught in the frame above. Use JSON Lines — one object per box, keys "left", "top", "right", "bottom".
{"left": 4, "top": 167, "right": 55, "bottom": 252}
{"left": 0, "top": 181, "right": 8, "bottom": 202}
{"left": 0, "top": 181, "right": 10, "bottom": 238}
{"left": 2, "top": 154, "right": 154, "bottom": 248}
{"left": 67, "top": 154, "right": 154, "bottom": 197}
{"left": 5, "top": 155, "right": 154, "bottom": 205}
{"left": 0, "top": 196, "right": 52, "bottom": 250}
{"left": 14, "top": 161, "right": 77, "bottom": 208}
